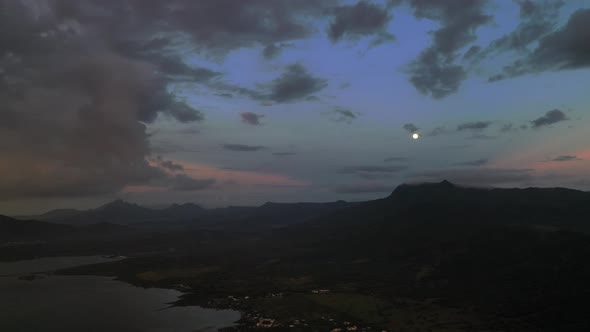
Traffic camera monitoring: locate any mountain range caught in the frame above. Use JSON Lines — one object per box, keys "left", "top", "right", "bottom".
{"left": 4, "top": 181, "right": 590, "bottom": 330}
{"left": 4, "top": 180, "right": 590, "bottom": 239}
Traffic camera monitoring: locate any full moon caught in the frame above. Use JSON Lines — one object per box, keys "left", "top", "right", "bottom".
{"left": 412, "top": 133, "right": 420, "bottom": 140}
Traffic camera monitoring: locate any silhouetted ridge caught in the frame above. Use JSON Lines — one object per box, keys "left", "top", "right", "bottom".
{"left": 0, "top": 214, "right": 75, "bottom": 240}
{"left": 390, "top": 181, "right": 590, "bottom": 230}
{"left": 37, "top": 208, "right": 82, "bottom": 220}
{"left": 391, "top": 179, "right": 458, "bottom": 195}
{"left": 96, "top": 199, "right": 143, "bottom": 211}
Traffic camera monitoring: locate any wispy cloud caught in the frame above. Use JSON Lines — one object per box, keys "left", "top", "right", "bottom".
{"left": 223, "top": 144, "right": 267, "bottom": 152}
{"left": 457, "top": 121, "right": 492, "bottom": 131}
{"left": 550, "top": 155, "right": 581, "bottom": 162}
{"left": 332, "top": 107, "right": 360, "bottom": 123}
{"left": 177, "top": 161, "right": 310, "bottom": 187}
{"left": 455, "top": 158, "right": 489, "bottom": 166}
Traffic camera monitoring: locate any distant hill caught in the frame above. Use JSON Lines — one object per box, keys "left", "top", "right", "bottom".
{"left": 293, "top": 180, "right": 590, "bottom": 233}
{"left": 160, "top": 203, "right": 205, "bottom": 220}
{"left": 0, "top": 214, "right": 135, "bottom": 242}
{"left": 0, "top": 215, "right": 75, "bottom": 240}
{"left": 26, "top": 199, "right": 359, "bottom": 230}
{"left": 32, "top": 199, "right": 165, "bottom": 226}
{"left": 147, "top": 200, "right": 361, "bottom": 231}
{"left": 37, "top": 208, "right": 83, "bottom": 220}
{"left": 20, "top": 180, "right": 590, "bottom": 231}
{"left": 267, "top": 181, "right": 590, "bottom": 330}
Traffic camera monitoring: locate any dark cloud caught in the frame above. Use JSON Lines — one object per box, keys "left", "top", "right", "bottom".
{"left": 463, "top": 45, "right": 482, "bottom": 60}
{"left": 332, "top": 107, "right": 360, "bottom": 123}
{"left": 267, "top": 64, "right": 328, "bottom": 103}
{"left": 333, "top": 183, "right": 395, "bottom": 194}
{"left": 490, "top": 8, "right": 590, "bottom": 80}
{"left": 531, "top": 109, "right": 568, "bottom": 128}
{"left": 0, "top": 0, "right": 333, "bottom": 201}
{"left": 406, "top": 0, "right": 492, "bottom": 98}
{"left": 409, "top": 168, "right": 534, "bottom": 186}
{"left": 475, "top": 0, "right": 564, "bottom": 62}
{"left": 497, "top": 0, "right": 563, "bottom": 50}
{"left": 0, "top": 0, "right": 336, "bottom": 124}
{"left": 532, "top": 8, "right": 590, "bottom": 69}
{"left": 262, "top": 43, "right": 293, "bottom": 60}
{"left": 0, "top": 1, "right": 209, "bottom": 136}
{"left": 328, "top": 1, "right": 393, "bottom": 42}
{"left": 384, "top": 157, "right": 407, "bottom": 162}
{"left": 0, "top": 52, "right": 179, "bottom": 200}
{"left": 240, "top": 112, "right": 264, "bottom": 126}
{"left": 403, "top": 123, "right": 420, "bottom": 133}
{"left": 338, "top": 165, "right": 407, "bottom": 179}
{"left": 208, "top": 81, "right": 267, "bottom": 101}
{"left": 408, "top": 50, "right": 467, "bottom": 99}
{"left": 272, "top": 152, "right": 297, "bottom": 157}
{"left": 141, "top": 53, "right": 222, "bottom": 82}
{"left": 170, "top": 174, "right": 215, "bottom": 191}
{"left": 223, "top": 144, "right": 267, "bottom": 152}
{"left": 89, "top": 0, "right": 336, "bottom": 55}
{"left": 166, "top": 101, "right": 206, "bottom": 123}
{"left": 457, "top": 121, "right": 492, "bottom": 131}
{"left": 551, "top": 155, "right": 580, "bottom": 162}
{"left": 455, "top": 158, "right": 489, "bottom": 166}
{"left": 209, "top": 63, "right": 328, "bottom": 103}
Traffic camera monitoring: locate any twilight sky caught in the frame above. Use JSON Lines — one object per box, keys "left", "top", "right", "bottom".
{"left": 1, "top": 0, "right": 589, "bottom": 214}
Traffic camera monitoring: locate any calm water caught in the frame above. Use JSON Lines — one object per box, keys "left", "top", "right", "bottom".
{"left": 0, "top": 256, "right": 240, "bottom": 332}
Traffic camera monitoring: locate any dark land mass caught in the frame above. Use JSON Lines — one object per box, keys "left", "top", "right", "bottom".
{"left": 3, "top": 181, "right": 590, "bottom": 331}
{"left": 18, "top": 199, "right": 359, "bottom": 231}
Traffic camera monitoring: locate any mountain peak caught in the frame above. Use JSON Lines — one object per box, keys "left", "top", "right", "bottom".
{"left": 166, "top": 202, "right": 203, "bottom": 210}
{"left": 96, "top": 199, "right": 139, "bottom": 211}
{"left": 390, "top": 180, "right": 460, "bottom": 198}
{"left": 439, "top": 179, "right": 455, "bottom": 188}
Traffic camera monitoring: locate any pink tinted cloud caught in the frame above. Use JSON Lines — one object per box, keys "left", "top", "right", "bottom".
{"left": 144, "top": 159, "right": 309, "bottom": 187}
{"left": 176, "top": 161, "right": 309, "bottom": 187}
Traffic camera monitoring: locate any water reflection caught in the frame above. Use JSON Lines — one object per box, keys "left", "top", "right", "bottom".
{"left": 0, "top": 256, "right": 240, "bottom": 332}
